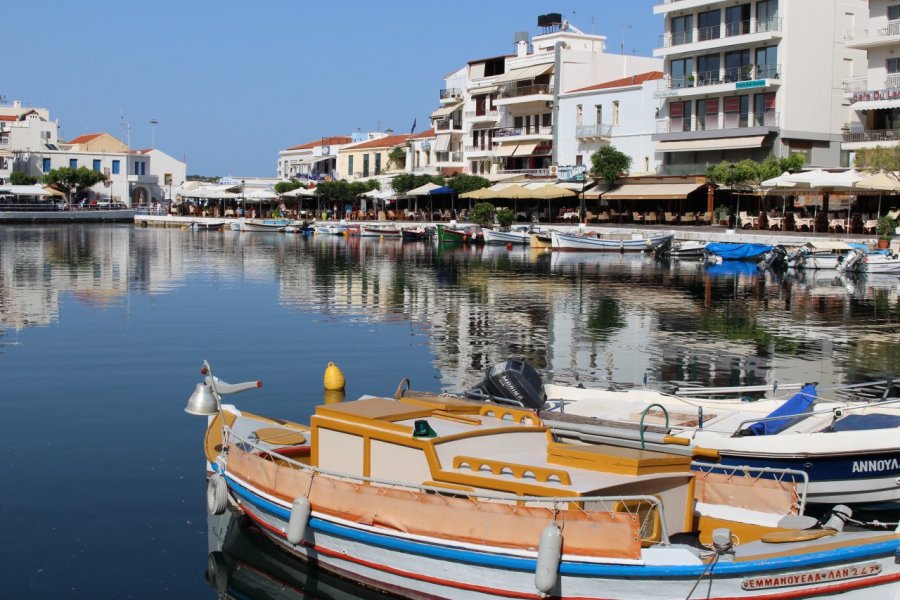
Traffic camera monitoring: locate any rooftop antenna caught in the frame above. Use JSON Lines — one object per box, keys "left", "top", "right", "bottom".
{"left": 0, "top": 95, "right": 6, "bottom": 105}
{"left": 618, "top": 23, "right": 632, "bottom": 54}
{"left": 150, "top": 118, "right": 158, "bottom": 149}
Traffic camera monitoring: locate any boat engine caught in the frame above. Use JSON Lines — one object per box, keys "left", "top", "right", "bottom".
{"left": 466, "top": 359, "right": 546, "bottom": 410}
{"left": 837, "top": 249, "right": 865, "bottom": 274}
{"left": 762, "top": 245, "right": 789, "bottom": 271}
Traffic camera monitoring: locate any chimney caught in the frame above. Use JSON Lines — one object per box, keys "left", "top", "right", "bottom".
{"left": 13, "top": 100, "right": 22, "bottom": 109}
{"left": 514, "top": 32, "right": 529, "bottom": 57}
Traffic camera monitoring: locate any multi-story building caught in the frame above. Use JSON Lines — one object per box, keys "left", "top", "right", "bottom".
{"left": 557, "top": 71, "right": 664, "bottom": 176}
{"left": 431, "top": 66, "right": 467, "bottom": 176}
{"left": 0, "top": 100, "right": 58, "bottom": 184}
{"left": 277, "top": 136, "right": 353, "bottom": 181}
{"left": 652, "top": 0, "right": 866, "bottom": 175}
{"left": 843, "top": 0, "right": 900, "bottom": 163}
{"left": 405, "top": 129, "right": 437, "bottom": 175}
{"left": 336, "top": 132, "right": 411, "bottom": 181}
{"left": 431, "top": 16, "right": 660, "bottom": 179}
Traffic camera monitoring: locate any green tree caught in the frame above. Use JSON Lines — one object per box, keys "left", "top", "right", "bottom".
{"left": 391, "top": 173, "right": 444, "bottom": 195}
{"left": 496, "top": 208, "right": 515, "bottom": 227}
{"left": 42, "top": 167, "right": 106, "bottom": 202}
{"left": 274, "top": 180, "right": 304, "bottom": 194}
{"left": 705, "top": 154, "right": 805, "bottom": 190}
{"left": 388, "top": 147, "right": 406, "bottom": 169}
{"left": 9, "top": 171, "right": 37, "bottom": 185}
{"left": 854, "top": 146, "right": 900, "bottom": 172}
{"left": 470, "top": 202, "right": 495, "bottom": 227}
{"left": 590, "top": 145, "right": 632, "bottom": 187}
{"left": 445, "top": 174, "right": 490, "bottom": 194}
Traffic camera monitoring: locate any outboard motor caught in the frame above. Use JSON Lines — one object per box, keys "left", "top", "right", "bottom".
{"left": 466, "top": 359, "right": 546, "bottom": 410}
{"left": 762, "top": 245, "right": 788, "bottom": 271}
{"left": 837, "top": 249, "right": 865, "bottom": 274}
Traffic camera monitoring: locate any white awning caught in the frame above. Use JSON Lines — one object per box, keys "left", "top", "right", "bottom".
{"left": 850, "top": 99, "right": 900, "bottom": 111}
{"left": 431, "top": 103, "right": 462, "bottom": 118}
{"left": 0, "top": 149, "right": 13, "bottom": 158}
{"left": 494, "top": 63, "right": 554, "bottom": 84}
{"left": 468, "top": 85, "right": 499, "bottom": 95}
{"left": 656, "top": 136, "right": 766, "bottom": 153}
{"left": 513, "top": 142, "right": 538, "bottom": 156}
{"left": 495, "top": 143, "right": 518, "bottom": 157}
{"left": 434, "top": 135, "right": 452, "bottom": 152}
{"left": 0, "top": 185, "right": 56, "bottom": 196}
{"left": 603, "top": 182, "right": 705, "bottom": 200}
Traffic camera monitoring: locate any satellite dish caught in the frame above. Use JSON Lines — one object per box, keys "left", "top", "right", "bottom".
{"left": 321, "top": 145, "right": 331, "bottom": 155}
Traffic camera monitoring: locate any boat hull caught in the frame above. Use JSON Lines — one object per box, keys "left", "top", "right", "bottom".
{"left": 228, "top": 475, "right": 900, "bottom": 600}
{"left": 241, "top": 219, "right": 289, "bottom": 232}
{"left": 360, "top": 226, "right": 401, "bottom": 238}
{"left": 436, "top": 224, "right": 468, "bottom": 244}
{"left": 483, "top": 229, "right": 530, "bottom": 245}
{"left": 551, "top": 231, "right": 674, "bottom": 252}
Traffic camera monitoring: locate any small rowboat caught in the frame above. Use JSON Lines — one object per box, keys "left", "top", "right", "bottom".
{"left": 483, "top": 228, "right": 530, "bottom": 245}
{"left": 551, "top": 230, "right": 674, "bottom": 252}
{"left": 360, "top": 225, "right": 401, "bottom": 238}
{"left": 436, "top": 224, "right": 468, "bottom": 244}
{"left": 241, "top": 219, "right": 288, "bottom": 232}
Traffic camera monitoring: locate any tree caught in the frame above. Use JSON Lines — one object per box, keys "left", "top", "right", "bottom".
{"left": 445, "top": 173, "right": 490, "bottom": 194}
{"left": 590, "top": 145, "right": 632, "bottom": 187}
{"left": 42, "top": 167, "right": 106, "bottom": 202}
{"left": 390, "top": 173, "right": 444, "bottom": 195}
{"left": 705, "top": 154, "right": 806, "bottom": 190}
{"left": 9, "top": 171, "right": 37, "bottom": 185}
{"left": 388, "top": 147, "right": 406, "bottom": 170}
{"left": 496, "top": 208, "right": 515, "bottom": 227}
{"left": 274, "top": 180, "right": 304, "bottom": 194}
{"left": 470, "top": 202, "right": 495, "bottom": 227}
{"left": 854, "top": 146, "right": 900, "bottom": 172}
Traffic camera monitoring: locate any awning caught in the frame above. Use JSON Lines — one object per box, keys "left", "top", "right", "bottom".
{"left": 495, "top": 143, "right": 518, "bottom": 157}
{"left": 431, "top": 103, "right": 462, "bottom": 118}
{"left": 603, "top": 182, "right": 706, "bottom": 200}
{"left": 0, "top": 149, "right": 13, "bottom": 158}
{"left": 656, "top": 136, "right": 766, "bottom": 153}
{"left": 434, "top": 135, "right": 452, "bottom": 152}
{"left": 850, "top": 99, "right": 900, "bottom": 111}
{"left": 513, "top": 142, "right": 538, "bottom": 156}
{"left": 494, "top": 63, "right": 554, "bottom": 84}
{"left": 468, "top": 85, "right": 499, "bottom": 95}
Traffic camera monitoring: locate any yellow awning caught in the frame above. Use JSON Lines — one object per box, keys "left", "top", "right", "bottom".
{"left": 495, "top": 143, "right": 518, "bottom": 157}
{"left": 603, "top": 182, "right": 705, "bottom": 200}
{"left": 513, "top": 142, "right": 538, "bottom": 156}
{"left": 430, "top": 103, "right": 462, "bottom": 118}
{"left": 656, "top": 136, "right": 766, "bottom": 153}
{"left": 494, "top": 63, "right": 554, "bottom": 84}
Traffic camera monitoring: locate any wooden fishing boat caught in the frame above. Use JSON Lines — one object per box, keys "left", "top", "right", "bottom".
{"left": 360, "top": 225, "right": 401, "bottom": 238}
{"left": 241, "top": 219, "right": 288, "bottom": 232}
{"left": 191, "top": 220, "right": 225, "bottom": 231}
{"left": 401, "top": 227, "right": 427, "bottom": 242}
{"left": 483, "top": 228, "right": 530, "bottom": 245}
{"left": 187, "top": 361, "right": 900, "bottom": 599}
{"left": 530, "top": 232, "right": 552, "bottom": 248}
{"left": 436, "top": 223, "right": 468, "bottom": 244}
{"left": 551, "top": 230, "right": 674, "bottom": 252}
{"left": 466, "top": 360, "right": 900, "bottom": 509}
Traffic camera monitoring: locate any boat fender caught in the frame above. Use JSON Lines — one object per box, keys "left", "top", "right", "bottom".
{"left": 534, "top": 522, "right": 562, "bottom": 596}
{"left": 206, "top": 551, "right": 229, "bottom": 595}
{"left": 323, "top": 362, "right": 345, "bottom": 391}
{"left": 286, "top": 496, "right": 311, "bottom": 545}
{"left": 207, "top": 474, "right": 228, "bottom": 515}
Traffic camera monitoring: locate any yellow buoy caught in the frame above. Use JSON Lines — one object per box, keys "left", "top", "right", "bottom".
{"left": 323, "top": 362, "right": 345, "bottom": 390}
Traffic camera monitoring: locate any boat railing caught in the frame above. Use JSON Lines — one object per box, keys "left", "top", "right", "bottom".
{"left": 222, "top": 427, "right": 672, "bottom": 544}
{"left": 692, "top": 461, "right": 810, "bottom": 514}
{"left": 730, "top": 396, "right": 900, "bottom": 438}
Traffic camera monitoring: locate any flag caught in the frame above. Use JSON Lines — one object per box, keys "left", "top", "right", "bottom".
{"left": 410, "top": 118, "right": 416, "bottom": 134}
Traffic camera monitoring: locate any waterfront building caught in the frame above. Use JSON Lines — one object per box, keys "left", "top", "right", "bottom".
{"left": 444, "top": 16, "right": 660, "bottom": 179}
{"left": 336, "top": 132, "right": 411, "bottom": 182}
{"left": 431, "top": 66, "right": 467, "bottom": 176}
{"left": 557, "top": 71, "right": 664, "bottom": 176}
{"left": 405, "top": 129, "right": 437, "bottom": 175}
{"left": 843, "top": 0, "right": 900, "bottom": 164}
{"left": 277, "top": 136, "right": 353, "bottom": 181}
{"left": 0, "top": 100, "right": 58, "bottom": 184}
{"left": 652, "top": 0, "right": 867, "bottom": 175}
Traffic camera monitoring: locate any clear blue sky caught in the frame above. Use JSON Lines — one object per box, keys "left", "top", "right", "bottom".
{"left": 4, "top": 1, "right": 661, "bottom": 177}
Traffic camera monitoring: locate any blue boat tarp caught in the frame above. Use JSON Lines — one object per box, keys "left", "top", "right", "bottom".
{"left": 706, "top": 243, "right": 772, "bottom": 261}
{"left": 745, "top": 384, "right": 817, "bottom": 435}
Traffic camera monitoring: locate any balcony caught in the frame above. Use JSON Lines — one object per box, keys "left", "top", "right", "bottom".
{"left": 575, "top": 124, "right": 612, "bottom": 139}
{"left": 842, "top": 128, "right": 900, "bottom": 144}
{"left": 657, "top": 162, "right": 715, "bottom": 176}
{"left": 440, "top": 88, "right": 463, "bottom": 102}
{"left": 464, "top": 109, "right": 499, "bottom": 123}
{"left": 464, "top": 145, "right": 495, "bottom": 157}
{"left": 496, "top": 167, "right": 552, "bottom": 176}
{"left": 495, "top": 83, "right": 554, "bottom": 106}
{"left": 846, "top": 20, "right": 900, "bottom": 49}
{"left": 848, "top": 78, "right": 900, "bottom": 105}
{"left": 434, "top": 119, "right": 462, "bottom": 132}
{"left": 654, "top": 0, "right": 730, "bottom": 15}
{"left": 411, "top": 166, "right": 438, "bottom": 174}
{"left": 657, "top": 111, "right": 779, "bottom": 134}
{"left": 435, "top": 151, "right": 463, "bottom": 164}
{"left": 654, "top": 17, "right": 782, "bottom": 57}
{"left": 654, "top": 65, "right": 780, "bottom": 99}
{"left": 494, "top": 126, "right": 553, "bottom": 141}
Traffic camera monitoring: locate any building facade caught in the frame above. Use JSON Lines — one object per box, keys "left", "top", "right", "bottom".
{"left": 652, "top": 0, "right": 867, "bottom": 175}
{"left": 277, "top": 136, "right": 353, "bottom": 181}
{"left": 336, "top": 133, "right": 411, "bottom": 181}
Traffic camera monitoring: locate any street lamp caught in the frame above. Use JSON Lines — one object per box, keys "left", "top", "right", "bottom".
{"left": 241, "top": 179, "right": 246, "bottom": 218}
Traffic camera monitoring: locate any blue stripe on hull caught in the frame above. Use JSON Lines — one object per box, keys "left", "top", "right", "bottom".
{"left": 226, "top": 476, "right": 900, "bottom": 579}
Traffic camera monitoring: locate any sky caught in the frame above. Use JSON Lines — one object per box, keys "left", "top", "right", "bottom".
{"left": 4, "top": 1, "right": 662, "bottom": 177}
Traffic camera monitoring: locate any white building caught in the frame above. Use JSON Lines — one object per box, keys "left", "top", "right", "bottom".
{"left": 0, "top": 101, "right": 59, "bottom": 183}
{"left": 843, "top": 0, "right": 900, "bottom": 162}
{"left": 277, "top": 136, "right": 353, "bottom": 181}
{"left": 439, "top": 15, "right": 660, "bottom": 178}
{"left": 406, "top": 128, "right": 437, "bottom": 175}
{"left": 652, "top": 0, "right": 867, "bottom": 175}
{"left": 557, "top": 71, "right": 664, "bottom": 176}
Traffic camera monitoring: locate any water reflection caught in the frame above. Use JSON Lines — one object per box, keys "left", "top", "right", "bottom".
{"left": 0, "top": 225, "right": 896, "bottom": 388}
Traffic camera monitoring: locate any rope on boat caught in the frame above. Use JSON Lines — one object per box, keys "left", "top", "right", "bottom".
{"left": 684, "top": 551, "right": 721, "bottom": 600}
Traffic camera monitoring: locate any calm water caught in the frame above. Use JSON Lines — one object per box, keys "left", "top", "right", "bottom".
{"left": 1, "top": 224, "right": 898, "bottom": 598}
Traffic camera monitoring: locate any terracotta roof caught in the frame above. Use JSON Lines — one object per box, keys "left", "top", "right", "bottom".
{"left": 67, "top": 133, "right": 105, "bottom": 145}
{"left": 409, "top": 128, "right": 435, "bottom": 140}
{"left": 0, "top": 115, "right": 16, "bottom": 122}
{"left": 135, "top": 149, "right": 153, "bottom": 154}
{"left": 343, "top": 133, "right": 412, "bottom": 151}
{"left": 287, "top": 135, "right": 353, "bottom": 151}
{"left": 566, "top": 71, "right": 663, "bottom": 94}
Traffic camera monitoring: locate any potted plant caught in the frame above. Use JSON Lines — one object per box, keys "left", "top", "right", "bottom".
{"left": 876, "top": 215, "right": 897, "bottom": 249}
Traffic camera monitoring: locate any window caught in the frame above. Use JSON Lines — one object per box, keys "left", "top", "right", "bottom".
{"left": 92, "top": 159, "right": 101, "bottom": 172}
{"left": 757, "top": 0, "right": 779, "bottom": 32}
{"left": 69, "top": 158, "right": 77, "bottom": 169}
{"left": 888, "top": 57, "right": 900, "bottom": 74}
{"left": 671, "top": 14, "right": 693, "bottom": 45}
{"left": 724, "top": 95, "right": 749, "bottom": 128}
{"left": 755, "top": 46, "right": 778, "bottom": 79}
{"left": 541, "top": 112, "right": 552, "bottom": 127}
{"left": 375, "top": 152, "right": 381, "bottom": 174}
{"left": 725, "top": 4, "right": 751, "bottom": 36}
{"left": 890, "top": 4, "right": 900, "bottom": 21}
{"left": 140, "top": 162, "right": 146, "bottom": 176}
{"left": 595, "top": 105, "right": 603, "bottom": 126}
{"left": 112, "top": 160, "right": 120, "bottom": 174}
{"left": 348, "top": 155, "right": 354, "bottom": 175}
{"left": 575, "top": 155, "right": 583, "bottom": 166}
{"left": 698, "top": 9, "right": 720, "bottom": 41}
{"left": 697, "top": 54, "right": 721, "bottom": 85}
{"left": 42, "top": 158, "right": 51, "bottom": 173}
{"left": 754, "top": 92, "right": 776, "bottom": 126}
{"left": 612, "top": 101, "right": 620, "bottom": 126}
{"left": 725, "top": 49, "right": 751, "bottom": 82}
{"left": 670, "top": 57, "right": 695, "bottom": 88}
{"left": 696, "top": 98, "right": 719, "bottom": 130}
{"left": 669, "top": 101, "right": 691, "bottom": 132}
{"left": 362, "top": 154, "right": 369, "bottom": 177}
{"left": 575, "top": 105, "right": 583, "bottom": 127}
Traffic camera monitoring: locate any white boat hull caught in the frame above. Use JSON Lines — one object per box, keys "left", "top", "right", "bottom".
{"left": 483, "top": 229, "right": 530, "bottom": 245}
{"left": 863, "top": 255, "right": 900, "bottom": 273}
{"left": 241, "top": 219, "right": 287, "bottom": 232}
{"left": 551, "top": 230, "right": 674, "bottom": 252}
{"left": 360, "top": 226, "right": 401, "bottom": 238}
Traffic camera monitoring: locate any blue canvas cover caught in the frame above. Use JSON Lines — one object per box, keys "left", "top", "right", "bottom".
{"left": 746, "top": 384, "right": 817, "bottom": 435}
{"left": 706, "top": 243, "right": 773, "bottom": 261}
{"left": 705, "top": 261, "right": 760, "bottom": 277}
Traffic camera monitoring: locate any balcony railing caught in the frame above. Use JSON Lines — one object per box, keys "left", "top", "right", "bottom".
{"left": 658, "top": 17, "right": 782, "bottom": 47}
{"left": 435, "top": 151, "right": 463, "bottom": 163}
{"left": 496, "top": 168, "right": 551, "bottom": 176}
{"left": 435, "top": 119, "right": 462, "bottom": 131}
{"left": 464, "top": 145, "right": 494, "bottom": 153}
{"left": 440, "top": 88, "right": 463, "bottom": 100}
{"left": 657, "top": 111, "right": 779, "bottom": 133}
{"left": 842, "top": 128, "right": 900, "bottom": 143}
{"left": 464, "top": 109, "right": 499, "bottom": 120}
{"left": 576, "top": 124, "right": 612, "bottom": 138}
{"left": 498, "top": 83, "right": 553, "bottom": 99}
{"left": 882, "top": 20, "right": 900, "bottom": 37}
{"left": 411, "top": 166, "right": 438, "bottom": 174}
{"left": 657, "top": 163, "right": 714, "bottom": 176}
{"left": 495, "top": 126, "right": 552, "bottom": 137}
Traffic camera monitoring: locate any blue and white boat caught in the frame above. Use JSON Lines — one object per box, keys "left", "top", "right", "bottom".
{"left": 187, "top": 362, "right": 900, "bottom": 599}
{"left": 483, "top": 228, "right": 530, "bottom": 245}
{"left": 241, "top": 218, "right": 289, "bottom": 232}
{"left": 551, "top": 230, "right": 674, "bottom": 252}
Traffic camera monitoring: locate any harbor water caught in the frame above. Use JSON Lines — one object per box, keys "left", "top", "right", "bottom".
{"left": 0, "top": 224, "right": 897, "bottom": 598}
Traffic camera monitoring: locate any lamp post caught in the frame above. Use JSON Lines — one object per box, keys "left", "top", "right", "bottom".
{"left": 241, "top": 179, "right": 246, "bottom": 218}
{"left": 729, "top": 163, "right": 739, "bottom": 229}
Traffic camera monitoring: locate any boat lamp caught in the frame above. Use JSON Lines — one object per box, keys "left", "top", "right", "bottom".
{"left": 185, "top": 381, "right": 220, "bottom": 416}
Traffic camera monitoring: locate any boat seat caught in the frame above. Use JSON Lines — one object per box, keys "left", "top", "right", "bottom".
{"left": 546, "top": 442, "right": 692, "bottom": 476}
{"left": 613, "top": 498, "right": 661, "bottom": 547}
{"left": 760, "top": 529, "right": 836, "bottom": 544}
{"left": 254, "top": 427, "right": 306, "bottom": 445}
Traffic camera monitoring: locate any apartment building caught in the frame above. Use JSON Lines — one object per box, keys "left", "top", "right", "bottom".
{"left": 652, "top": 0, "right": 866, "bottom": 175}
{"left": 405, "top": 128, "right": 437, "bottom": 175}
{"left": 843, "top": 0, "right": 900, "bottom": 163}
{"left": 277, "top": 136, "right": 353, "bottom": 181}
{"left": 336, "top": 133, "right": 411, "bottom": 181}
{"left": 431, "top": 15, "right": 659, "bottom": 179}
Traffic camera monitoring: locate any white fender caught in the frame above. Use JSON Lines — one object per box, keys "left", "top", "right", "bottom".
{"left": 207, "top": 474, "right": 227, "bottom": 515}
{"left": 534, "top": 522, "right": 563, "bottom": 596}
{"left": 287, "top": 496, "right": 311, "bottom": 545}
